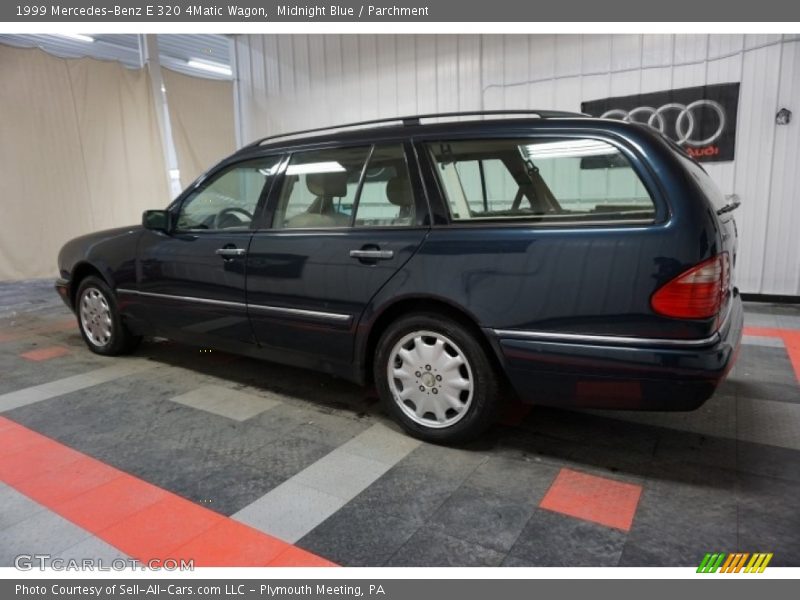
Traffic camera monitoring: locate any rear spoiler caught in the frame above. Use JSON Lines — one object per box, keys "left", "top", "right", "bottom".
{"left": 717, "top": 194, "right": 741, "bottom": 216}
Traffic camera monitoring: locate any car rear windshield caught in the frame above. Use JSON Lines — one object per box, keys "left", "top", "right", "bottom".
{"left": 427, "top": 138, "right": 656, "bottom": 224}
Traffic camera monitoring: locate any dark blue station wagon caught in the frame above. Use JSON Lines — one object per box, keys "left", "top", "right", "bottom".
{"left": 56, "top": 111, "right": 743, "bottom": 443}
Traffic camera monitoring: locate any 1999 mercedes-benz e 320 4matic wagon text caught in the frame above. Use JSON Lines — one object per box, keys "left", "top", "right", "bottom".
{"left": 56, "top": 110, "right": 743, "bottom": 443}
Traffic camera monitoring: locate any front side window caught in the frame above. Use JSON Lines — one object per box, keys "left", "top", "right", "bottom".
{"left": 176, "top": 157, "right": 280, "bottom": 231}
{"left": 428, "top": 138, "right": 655, "bottom": 223}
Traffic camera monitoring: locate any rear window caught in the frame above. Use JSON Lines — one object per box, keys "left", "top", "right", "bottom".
{"left": 427, "top": 138, "right": 656, "bottom": 223}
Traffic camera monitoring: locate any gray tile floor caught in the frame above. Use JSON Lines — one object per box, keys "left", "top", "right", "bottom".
{"left": 1, "top": 279, "right": 799, "bottom": 567}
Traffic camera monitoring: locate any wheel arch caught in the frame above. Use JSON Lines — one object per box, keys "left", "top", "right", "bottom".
{"left": 359, "top": 296, "right": 509, "bottom": 387}
{"left": 69, "top": 262, "right": 110, "bottom": 308}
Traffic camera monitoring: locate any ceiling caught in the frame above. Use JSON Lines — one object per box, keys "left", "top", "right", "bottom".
{"left": 0, "top": 34, "right": 232, "bottom": 79}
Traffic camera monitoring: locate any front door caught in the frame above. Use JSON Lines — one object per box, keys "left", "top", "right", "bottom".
{"left": 246, "top": 143, "right": 429, "bottom": 370}
{"left": 133, "top": 155, "right": 282, "bottom": 348}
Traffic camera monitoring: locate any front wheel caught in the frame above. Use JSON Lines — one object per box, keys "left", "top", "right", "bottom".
{"left": 374, "top": 313, "right": 499, "bottom": 444}
{"left": 76, "top": 276, "right": 140, "bottom": 356}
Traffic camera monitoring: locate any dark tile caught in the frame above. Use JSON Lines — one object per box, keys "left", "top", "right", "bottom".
{"left": 619, "top": 475, "right": 737, "bottom": 566}
{"left": 242, "top": 402, "right": 317, "bottom": 437}
{"left": 488, "top": 427, "right": 576, "bottom": 466}
{"left": 733, "top": 346, "right": 796, "bottom": 387}
{"left": 297, "top": 505, "right": 418, "bottom": 567}
{"left": 0, "top": 353, "right": 103, "bottom": 395}
{"left": 726, "top": 379, "right": 800, "bottom": 405}
{"left": 736, "top": 440, "right": 800, "bottom": 483}
{"left": 173, "top": 462, "right": 283, "bottom": 516}
{"left": 289, "top": 410, "right": 371, "bottom": 447}
{"left": 238, "top": 434, "right": 335, "bottom": 479}
{"left": 7, "top": 386, "right": 181, "bottom": 448}
{"left": 427, "top": 485, "right": 536, "bottom": 553}
{"left": 648, "top": 457, "right": 739, "bottom": 491}
{"left": 387, "top": 529, "right": 504, "bottom": 567}
{"left": 516, "top": 407, "right": 658, "bottom": 457}
{"left": 399, "top": 443, "right": 488, "bottom": 482}
{"left": 501, "top": 555, "right": 536, "bottom": 567}
{"left": 508, "top": 509, "right": 626, "bottom": 566}
{"left": 92, "top": 433, "right": 234, "bottom": 492}
{"left": 464, "top": 455, "right": 559, "bottom": 504}
{"left": 490, "top": 425, "right": 653, "bottom": 481}
{"left": 618, "top": 541, "right": 697, "bottom": 567}
{"left": 654, "top": 429, "right": 737, "bottom": 470}
{"left": 167, "top": 404, "right": 311, "bottom": 463}
{"left": 737, "top": 474, "right": 800, "bottom": 566}
{"left": 344, "top": 463, "right": 464, "bottom": 526}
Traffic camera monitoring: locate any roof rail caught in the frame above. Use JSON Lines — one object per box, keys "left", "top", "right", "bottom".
{"left": 245, "top": 109, "right": 588, "bottom": 148}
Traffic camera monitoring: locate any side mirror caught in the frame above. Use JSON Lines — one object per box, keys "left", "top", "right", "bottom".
{"left": 142, "top": 210, "right": 172, "bottom": 232}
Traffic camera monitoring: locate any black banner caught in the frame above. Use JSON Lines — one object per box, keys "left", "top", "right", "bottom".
{"left": 582, "top": 83, "right": 741, "bottom": 163}
{"left": 3, "top": 579, "right": 797, "bottom": 600}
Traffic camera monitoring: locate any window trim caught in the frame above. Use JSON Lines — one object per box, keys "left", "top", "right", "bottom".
{"left": 415, "top": 131, "right": 671, "bottom": 229}
{"left": 348, "top": 144, "right": 376, "bottom": 227}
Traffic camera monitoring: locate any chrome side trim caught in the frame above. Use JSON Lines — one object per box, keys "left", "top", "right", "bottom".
{"left": 116, "top": 289, "right": 351, "bottom": 324}
{"left": 247, "top": 303, "right": 352, "bottom": 323}
{"left": 117, "top": 289, "right": 246, "bottom": 310}
{"left": 492, "top": 328, "right": 721, "bottom": 348}
{"left": 494, "top": 297, "right": 735, "bottom": 349}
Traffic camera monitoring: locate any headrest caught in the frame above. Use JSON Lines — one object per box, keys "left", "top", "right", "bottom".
{"left": 386, "top": 176, "right": 413, "bottom": 207}
{"left": 306, "top": 171, "right": 348, "bottom": 197}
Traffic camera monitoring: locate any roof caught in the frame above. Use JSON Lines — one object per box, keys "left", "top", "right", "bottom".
{"left": 244, "top": 110, "right": 591, "bottom": 152}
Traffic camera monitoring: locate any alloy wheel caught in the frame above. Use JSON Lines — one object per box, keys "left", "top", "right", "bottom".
{"left": 387, "top": 330, "right": 474, "bottom": 429}
{"left": 79, "top": 287, "right": 113, "bottom": 347}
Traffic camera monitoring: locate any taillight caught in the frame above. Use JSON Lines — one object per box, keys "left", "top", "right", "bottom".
{"left": 651, "top": 253, "right": 730, "bottom": 320}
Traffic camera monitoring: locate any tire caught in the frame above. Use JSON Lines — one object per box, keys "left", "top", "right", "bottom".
{"left": 374, "top": 312, "right": 500, "bottom": 444}
{"left": 75, "top": 275, "right": 141, "bottom": 356}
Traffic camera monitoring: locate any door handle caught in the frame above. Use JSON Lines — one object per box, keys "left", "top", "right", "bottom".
{"left": 215, "top": 247, "right": 246, "bottom": 258}
{"left": 349, "top": 249, "right": 394, "bottom": 260}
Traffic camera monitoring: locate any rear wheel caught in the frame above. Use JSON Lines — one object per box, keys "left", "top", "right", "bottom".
{"left": 374, "top": 313, "right": 499, "bottom": 443}
{"left": 76, "top": 276, "right": 140, "bottom": 356}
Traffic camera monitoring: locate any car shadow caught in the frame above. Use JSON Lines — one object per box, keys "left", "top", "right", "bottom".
{"left": 132, "top": 336, "right": 743, "bottom": 491}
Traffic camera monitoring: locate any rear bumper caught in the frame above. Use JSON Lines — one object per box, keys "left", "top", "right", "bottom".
{"left": 54, "top": 278, "right": 73, "bottom": 311}
{"left": 491, "top": 294, "right": 744, "bottom": 411}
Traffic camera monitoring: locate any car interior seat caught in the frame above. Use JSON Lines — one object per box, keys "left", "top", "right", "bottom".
{"left": 284, "top": 171, "right": 351, "bottom": 228}
{"left": 386, "top": 176, "right": 414, "bottom": 224}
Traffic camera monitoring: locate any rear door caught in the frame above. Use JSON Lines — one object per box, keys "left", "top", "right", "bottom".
{"left": 245, "top": 142, "right": 430, "bottom": 366}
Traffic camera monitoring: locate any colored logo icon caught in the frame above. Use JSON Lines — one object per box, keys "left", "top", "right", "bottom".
{"left": 697, "top": 553, "right": 773, "bottom": 573}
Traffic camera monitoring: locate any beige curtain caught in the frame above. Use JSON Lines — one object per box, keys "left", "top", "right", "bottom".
{"left": 162, "top": 68, "right": 236, "bottom": 189}
{"left": 0, "top": 45, "right": 170, "bottom": 281}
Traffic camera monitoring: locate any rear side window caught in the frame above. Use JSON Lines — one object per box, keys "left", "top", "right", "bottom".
{"left": 353, "top": 145, "right": 415, "bottom": 227}
{"left": 274, "top": 144, "right": 415, "bottom": 229}
{"left": 274, "top": 146, "right": 370, "bottom": 229}
{"left": 428, "top": 138, "right": 656, "bottom": 223}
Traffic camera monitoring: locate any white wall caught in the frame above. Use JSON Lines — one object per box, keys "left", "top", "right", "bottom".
{"left": 233, "top": 34, "right": 800, "bottom": 296}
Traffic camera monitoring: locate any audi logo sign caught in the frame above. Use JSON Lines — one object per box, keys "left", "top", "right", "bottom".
{"left": 582, "top": 82, "right": 740, "bottom": 163}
